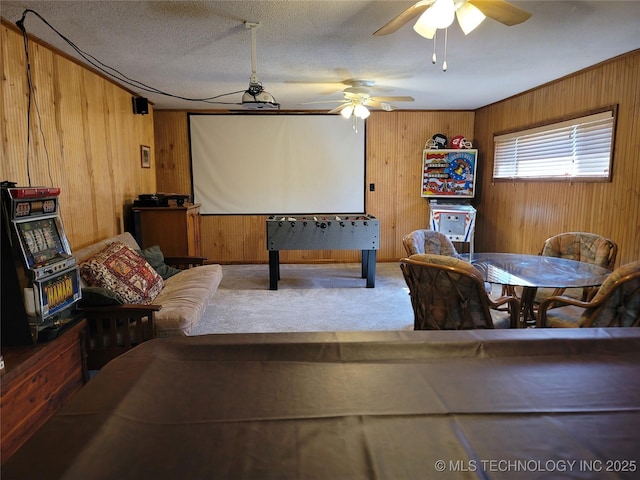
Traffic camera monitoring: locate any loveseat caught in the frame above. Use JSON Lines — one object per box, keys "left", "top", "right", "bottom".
{"left": 74, "top": 232, "right": 223, "bottom": 368}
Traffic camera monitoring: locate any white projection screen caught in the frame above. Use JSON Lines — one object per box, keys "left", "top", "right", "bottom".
{"left": 189, "top": 114, "right": 366, "bottom": 215}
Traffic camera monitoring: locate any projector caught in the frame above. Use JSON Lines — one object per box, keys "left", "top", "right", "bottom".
{"left": 242, "top": 90, "right": 280, "bottom": 110}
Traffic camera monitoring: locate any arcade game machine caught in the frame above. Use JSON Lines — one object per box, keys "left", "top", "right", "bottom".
{"left": 1, "top": 183, "right": 82, "bottom": 346}
{"left": 421, "top": 135, "right": 478, "bottom": 254}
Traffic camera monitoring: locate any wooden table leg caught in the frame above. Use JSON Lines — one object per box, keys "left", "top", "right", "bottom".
{"left": 520, "top": 286, "right": 538, "bottom": 327}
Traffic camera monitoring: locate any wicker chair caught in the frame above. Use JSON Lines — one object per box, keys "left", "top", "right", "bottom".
{"left": 537, "top": 260, "right": 640, "bottom": 328}
{"left": 536, "top": 232, "right": 618, "bottom": 303}
{"left": 402, "top": 229, "right": 461, "bottom": 257}
{"left": 400, "top": 254, "right": 519, "bottom": 330}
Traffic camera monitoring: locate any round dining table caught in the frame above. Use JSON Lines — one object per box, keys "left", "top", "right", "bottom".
{"left": 465, "top": 252, "right": 612, "bottom": 326}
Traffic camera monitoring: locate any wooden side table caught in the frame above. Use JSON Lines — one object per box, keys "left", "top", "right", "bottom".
{"left": 1, "top": 319, "right": 87, "bottom": 463}
{"left": 133, "top": 204, "right": 202, "bottom": 257}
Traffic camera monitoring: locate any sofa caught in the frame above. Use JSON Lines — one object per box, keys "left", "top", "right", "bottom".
{"left": 73, "top": 232, "right": 223, "bottom": 368}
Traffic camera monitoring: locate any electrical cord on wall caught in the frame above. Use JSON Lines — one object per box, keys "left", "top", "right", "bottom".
{"left": 16, "top": 13, "right": 55, "bottom": 188}
{"left": 16, "top": 9, "right": 250, "bottom": 106}
{"left": 14, "top": 8, "right": 253, "bottom": 190}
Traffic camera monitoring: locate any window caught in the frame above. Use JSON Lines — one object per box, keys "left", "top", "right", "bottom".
{"left": 493, "top": 108, "right": 616, "bottom": 181}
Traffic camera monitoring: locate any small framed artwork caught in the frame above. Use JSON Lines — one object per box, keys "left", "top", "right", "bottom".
{"left": 140, "top": 145, "right": 151, "bottom": 168}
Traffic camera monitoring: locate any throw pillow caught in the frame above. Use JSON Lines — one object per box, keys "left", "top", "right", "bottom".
{"left": 136, "top": 245, "right": 181, "bottom": 280}
{"left": 80, "top": 241, "right": 163, "bottom": 304}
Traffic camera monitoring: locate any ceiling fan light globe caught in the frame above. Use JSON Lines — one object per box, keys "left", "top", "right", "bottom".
{"left": 456, "top": 2, "right": 486, "bottom": 35}
{"left": 413, "top": 21, "right": 437, "bottom": 39}
{"left": 341, "top": 105, "right": 354, "bottom": 118}
{"left": 416, "top": 0, "right": 455, "bottom": 30}
{"left": 354, "top": 104, "right": 370, "bottom": 119}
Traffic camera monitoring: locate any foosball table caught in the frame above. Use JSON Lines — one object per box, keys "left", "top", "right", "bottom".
{"left": 266, "top": 214, "right": 380, "bottom": 290}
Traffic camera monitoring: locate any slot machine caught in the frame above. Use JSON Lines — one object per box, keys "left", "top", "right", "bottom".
{"left": 1, "top": 184, "right": 82, "bottom": 345}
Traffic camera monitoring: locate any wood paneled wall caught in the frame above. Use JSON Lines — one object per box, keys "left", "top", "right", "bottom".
{"left": 4, "top": 18, "right": 637, "bottom": 267}
{"left": 155, "top": 47, "right": 639, "bottom": 266}
{"left": 1, "top": 20, "right": 156, "bottom": 250}
{"left": 474, "top": 50, "right": 639, "bottom": 267}
{"left": 153, "top": 110, "right": 474, "bottom": 263}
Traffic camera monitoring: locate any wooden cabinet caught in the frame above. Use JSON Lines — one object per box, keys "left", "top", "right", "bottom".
{"left": 1, "top": 320, "right": 88, "bottom": 463}
{"left": 133, "top": 204, "right": 202, "bottom": 257}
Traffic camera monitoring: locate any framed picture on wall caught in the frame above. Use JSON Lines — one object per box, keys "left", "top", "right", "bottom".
{"left": 140, "top": 145, "right": 151, "bottom": 168}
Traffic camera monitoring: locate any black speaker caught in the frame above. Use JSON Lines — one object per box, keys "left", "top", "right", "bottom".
{"left": 132, "top": 97, "right": 149, "bottom": 115}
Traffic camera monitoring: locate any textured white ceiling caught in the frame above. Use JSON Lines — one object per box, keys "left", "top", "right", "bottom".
{"left": 2, "top": 1, "right": 639, "bottom": 111}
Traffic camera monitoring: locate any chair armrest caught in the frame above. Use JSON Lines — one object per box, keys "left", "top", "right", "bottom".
{"left": 488, "top": 295, "right": 519, "bottom": 310}
{"left": 164, "top": 256, "right": 207, "bottom": 269}
{"left": 488, "top": 295, "right": 521, "bottom": 329}
{"left": 79, "top": 304, "right": 162, "bottom": 316}
{"left": 78, "top": 303, "right": 162, "bottom": 338}
{"left": 536, "top": 295, "right": 598, "bottom": 327}
{"left": 79, "top": 304, "right": 161, "bottom": 369}
{"left": 79, "top": 304, "right": 161, "bottom": 340}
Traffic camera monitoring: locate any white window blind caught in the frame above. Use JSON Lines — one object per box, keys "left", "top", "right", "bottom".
{"left": 493, "top": 110, "right": 615, "bottom": 181}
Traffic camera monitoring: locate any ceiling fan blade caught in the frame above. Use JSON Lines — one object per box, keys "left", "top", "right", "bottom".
{"left": 370, "top": 95, "right": 415, "bottom": 102}
{"left": 328, "top": 104, "right": 350, "bottom": 114}
{"left": 300, "top": 100, "right": 347, "bottom": 105}
{"left": 366, "top": 100, "right": 396, "bottom": 112}
{"left": 373, "top": 1, "right": 433, "bottom": 36}
{"left": 468, "top": 0, "right": 532, "bottom": 26}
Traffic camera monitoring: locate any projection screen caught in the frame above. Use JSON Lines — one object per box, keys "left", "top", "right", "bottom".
{"left": 189, "top": 114, "right": 365, "bottom": 215}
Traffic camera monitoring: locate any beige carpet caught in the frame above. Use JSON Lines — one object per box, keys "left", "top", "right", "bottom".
{"left": 190, "top": 262, "right": 414, "bottom": 334}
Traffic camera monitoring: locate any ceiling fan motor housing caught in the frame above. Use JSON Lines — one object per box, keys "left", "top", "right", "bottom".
{"left": 344, "top": 86, "right": 371, "bottom": 97}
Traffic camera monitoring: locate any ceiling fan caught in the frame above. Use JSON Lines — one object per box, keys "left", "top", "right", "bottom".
{"left": 304, "top": 80, "right": 414, "bottom": 132}
{"left": 307, "top": 80, "right": 414, "bottom": 115}
{"left": 374, "top": 0, "right": 531, "bottom": 71}
{"left": 373, "top": 0, "right": 532, "bottom": 37}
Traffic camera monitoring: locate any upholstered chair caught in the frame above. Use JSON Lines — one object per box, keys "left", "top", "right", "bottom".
{"left": 537, "top": 260, "right": 640, "bottom": 328}
{"left": 536, "top": 232, "right": 618, "bottom": 303}
{"left": 400, "top": 254, "right": 519, "bottom": 330}
{"left": 402, "top": 229, "right": 461, "bottom": 257}
{"left": 541, "top": 232, "right": 617, "bottom": 269}
{"left": 402, "top": 229, "right": 498, "bottom": 296}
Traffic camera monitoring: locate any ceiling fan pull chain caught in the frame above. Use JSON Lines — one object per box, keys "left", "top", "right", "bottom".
{"left": 432, "top": 31, "right": 437, "bottom": 64}
{"left": 442, "top": 28, "right": 448, "bottom": 72}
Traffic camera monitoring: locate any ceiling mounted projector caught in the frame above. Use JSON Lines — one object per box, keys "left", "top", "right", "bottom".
{"left": 242, "top": 84, "right": 279, "bottom": 110}
{"left": 242, "top": 22, "right": 279, "bottom": 110}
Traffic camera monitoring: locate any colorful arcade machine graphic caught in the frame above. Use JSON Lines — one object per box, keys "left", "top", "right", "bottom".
{"left": 421, "top": 149, "right": 478, "bottom": 199}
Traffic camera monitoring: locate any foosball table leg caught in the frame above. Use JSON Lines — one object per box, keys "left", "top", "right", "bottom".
{"left": 362, "top": 249, "right": 376, "bottom": 288}
{"left": 269, "top": 250, "right": 280, "bottom": 290}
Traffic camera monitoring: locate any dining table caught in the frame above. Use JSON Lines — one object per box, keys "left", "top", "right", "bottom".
{"left": 465, "top": 252, "right": 612, "bottom": 326}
